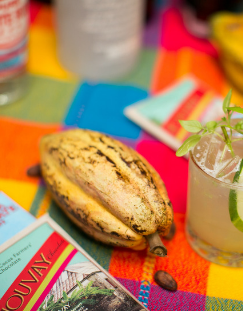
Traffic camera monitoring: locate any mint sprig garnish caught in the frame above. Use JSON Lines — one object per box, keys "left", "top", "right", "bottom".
{"left": 176, "top": 89, "right": 243, "bottom": 157}
{"left": 222, "top": 88, "right": 232, "bottom": 114}
{"left": 179, "top": 120, "right": 202, "bottom": 133}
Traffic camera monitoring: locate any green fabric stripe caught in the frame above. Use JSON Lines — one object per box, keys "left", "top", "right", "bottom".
{"left": 206, "top": 296, "right": 243, "bottom": 310}
{"left": 112, "top": 49, "right": 157, "bottom": 90}
{"left": 29, "top": 185, "right": 46, "bottom": 217}
{"left": 0, "top": 74, "right": 78, "bottom": 123}
{"left": 48, "top": 200, "right": 113, "bottom": 270}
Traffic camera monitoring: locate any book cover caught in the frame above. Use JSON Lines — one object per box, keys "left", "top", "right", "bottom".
{"left": 124, "top": 76, "right": 223, "bottom": 152}
{"left": 0, "top": 192, "right": 36, "bottom": 246}
{"left": 0, "top": 215, "right": 147, "bottom": 311}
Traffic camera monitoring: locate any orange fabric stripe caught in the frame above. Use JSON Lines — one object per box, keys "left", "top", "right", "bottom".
{"left": 154, "top": 213, "right": 210, "bottom": 294}
{"left": 109, "top": 248, "right": 147, "bottom": 281}
{"left": 151, "top": 48, "right": 232, "bottom": 100}
{"left": 109, "top": 213, "right": 210, "bottom": 294}
{"left": 176, "top": 48, "right": 192, "bottom": 79}
{"left": 33, "top": 4, "right": 54, "bottom": 30}
{"left": 190, "top": 52, "right": 225, "bottom": 95}
{"left": 0, "top": 117, "right": 60, "bottom": 183}
{"left": 151, "top": 49, "right": 177, "bottom": 94}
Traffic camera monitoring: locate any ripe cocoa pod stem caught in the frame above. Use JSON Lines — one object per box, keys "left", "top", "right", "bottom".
{"left": 146, "top": 231, "right": 167, "bottom": 257}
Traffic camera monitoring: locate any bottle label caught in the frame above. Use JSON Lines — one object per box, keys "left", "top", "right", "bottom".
{"left": 0, "top": 0, "right": 28, "bottom": 80}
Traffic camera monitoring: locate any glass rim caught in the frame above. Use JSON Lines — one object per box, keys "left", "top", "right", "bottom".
{"left": 189, "top": 150, "right": 243, "bottom": 190}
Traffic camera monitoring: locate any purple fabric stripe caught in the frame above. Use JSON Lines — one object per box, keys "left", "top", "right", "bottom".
{"left": 143, "top": 12, "right": 161, "bottom": 48}
{"left": 148, "top": 284, "right": 206, "bottom": 311}
{"left": 115, "top": 277, "right": 206, "bottom": 311}
{"left": 140, "top": 130, "right": 158, "bottom": 142}
{"left": 115, "top": 277, "right": 142, "bottom": 300}
{"left": 113, "top": 136, "right": 139, "bottom": 149}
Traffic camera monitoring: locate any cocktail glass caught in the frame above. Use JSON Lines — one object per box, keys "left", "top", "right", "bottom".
{"left": 186, "top": 132, "right": 243, "bottom": 267}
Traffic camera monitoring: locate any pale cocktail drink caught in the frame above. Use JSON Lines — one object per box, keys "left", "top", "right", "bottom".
{"left": 186, "top": 132, "right": 243, "bottom": 267}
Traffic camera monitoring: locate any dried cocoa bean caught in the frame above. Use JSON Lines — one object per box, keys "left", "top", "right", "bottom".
{"left": 163, "top": 222, "right": 176, "bottom": 240}
{"left": 154, "top": 270, "right": 177, "bottom": 291}
{"left": 26, "top": 164, "right": 42, "bottom": 177}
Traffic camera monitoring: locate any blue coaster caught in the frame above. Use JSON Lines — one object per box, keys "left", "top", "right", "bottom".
{"left": 64, "top": 82, "right": 148, "bottom": 139}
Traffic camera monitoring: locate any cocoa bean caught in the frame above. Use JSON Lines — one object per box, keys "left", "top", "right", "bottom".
{"left": 26, "top": 164, "right": 42, "bottom": 177}
{"left": 163, "top": 222, "right": 176, "bottom": 240}
{"left": 154, "top": 270, "right": 177, "bottom": 291}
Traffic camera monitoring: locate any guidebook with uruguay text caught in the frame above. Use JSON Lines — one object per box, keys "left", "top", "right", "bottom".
{"left": 124, "top": 76, "right": 224, "bottom": 152}
{"left": 0, "top": 214, "right": 147, "bottom": 311}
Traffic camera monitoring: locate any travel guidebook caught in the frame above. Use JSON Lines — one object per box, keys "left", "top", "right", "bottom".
{"left": 124, "top": 76, "right": 224, "bottom": 153}
{"left": 0, "top": 214, "right": 147, "bottom": 311}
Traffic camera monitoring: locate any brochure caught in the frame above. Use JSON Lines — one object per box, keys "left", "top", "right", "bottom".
{"left": 0, "top": 192, "right": 36, "bottom": 246}
{"left": 124, "top": 76, "right": 224, "bottom": 152}
{"left": 0, "top": 214, "right": 147, "bottom": 311}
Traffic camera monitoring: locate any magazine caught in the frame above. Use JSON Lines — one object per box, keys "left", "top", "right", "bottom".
{"left": 0, "top": 192, "right": 36, "bottom": 246}
{"left": 124, "top": 76, "right": 224, "bottom": 153}
{"left": 0, "top": 214, "right": 147, "bottom": 311}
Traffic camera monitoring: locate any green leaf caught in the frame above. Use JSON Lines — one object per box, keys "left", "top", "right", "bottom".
{"left": 176, "top": 135, "right": 201, "bottom": 157}
{"left": 227, "top": 106, "right": 243, "bottom": 114}
{"left": 38, "top": 302, "right": 45, "bottom": 311}
{"left": 63, "top": 291, "right": 68, "bottom": 301}
{"left": 221, "top": 116, "right": 227, "bottom": 122}
{"left": 206, "top": 121, "right": 218, "bottom": 132}
{"left": 235, "top": 120, "right": 243, "bottom": 131}
{"left": 47, "top": 295, "right": 54, "bottom": 306}
{"left": 86, "top": 280, "right": 94, "bottom": 291}
{"left": 81, "top": 299, "right": 97, "bottom": 305}
{"left": 223, "top": 89, "right": 232, "bottom": 113}
{"left": 179, "top": 120, "right": 202, "bottom": 133}
{"left": 71, "top": 289, "right": 78, "bottom": 299}
{"left": 97, "top": 289, "right": 114, "bottom": 296}
{"left": 77, "top": 280, "right": 84, "bottom": 289}
{"left": 39, "top": 302, "right": 45, "bottom": 308}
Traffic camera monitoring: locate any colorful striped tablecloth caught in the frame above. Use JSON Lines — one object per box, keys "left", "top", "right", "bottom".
{"left": 1, "top": 2, "right": 243, "bottom": 310}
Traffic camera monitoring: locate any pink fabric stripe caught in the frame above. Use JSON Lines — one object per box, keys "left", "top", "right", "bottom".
{"left": 31, "top": 248, "right": 78, "bottom": 311}
{"left": 160, "top": 7, "right": 218, "bottom": 57}
{"left": 29, "top": 1, "right": 42, "bottom": 24}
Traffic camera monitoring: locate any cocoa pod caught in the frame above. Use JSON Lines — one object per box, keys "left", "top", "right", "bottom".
{"left": 154, "top": 270, "right": 177, "bottom": 291}
{"left": 39, "top": 129, "right": 174, "bottom": 251}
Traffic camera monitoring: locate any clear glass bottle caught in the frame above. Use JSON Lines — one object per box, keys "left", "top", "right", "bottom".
{"left": 55, "top": 0, "right": 145, "bottom": 80}
{"left": 0, "top": 0, "right": 29, "bottom": 106}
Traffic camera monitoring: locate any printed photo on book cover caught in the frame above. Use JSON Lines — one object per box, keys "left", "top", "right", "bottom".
{"left": 38, "top": 256, "right": 146, "bottom": 311}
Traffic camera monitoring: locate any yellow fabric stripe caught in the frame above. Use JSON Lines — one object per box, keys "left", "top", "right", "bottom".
{"left": 141, "top": 250, "right": 156, "bottom": 286}
{"left": 0, "top": 178, "right": 38, "bottom": 211}
{"left": 207, "top": 263, "right": 243, "bottom": 300}
{"left": 28, "top": 26, "right": 77, "bottom": 82}
{"left": 26, "top": 244, "right": 74, "bottom": 310}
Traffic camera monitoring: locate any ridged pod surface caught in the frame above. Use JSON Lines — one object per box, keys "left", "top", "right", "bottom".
{"left": 40, "top": 129, "right": 173, "bottom": 249}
